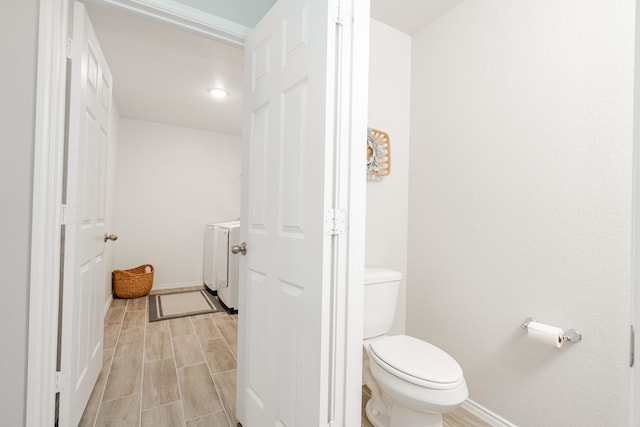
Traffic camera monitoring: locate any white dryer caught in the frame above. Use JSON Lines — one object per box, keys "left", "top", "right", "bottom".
{"left": 204, "top": 223, "right": 217, "bottom": 291}
{"left": 204, "top": 220, "right": 240, "bottom": 313}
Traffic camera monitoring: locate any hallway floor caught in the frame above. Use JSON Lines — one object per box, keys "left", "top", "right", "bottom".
{"left": 79, "top": 287, "right": 238, "bottom": 427}
{"left": 80, "top": 287, "right": 490, "bottom": 427}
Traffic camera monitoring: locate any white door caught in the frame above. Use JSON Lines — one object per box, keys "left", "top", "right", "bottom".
{"left": 59, "top": 3, "right": 113, "bottom": 426}
{"left": 236, "top": 0, "right": 366, "bottom": 425}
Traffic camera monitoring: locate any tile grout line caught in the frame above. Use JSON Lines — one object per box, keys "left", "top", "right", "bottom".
{"left": 191, "top": 314, "right": 235, "bottom": 427}
{"left": 215, "top": 315, "right": 238, "bottom": 364}
{"left": 169, "top": 311, "right": 188, "bottom": 426}
{"left": 196, "top": 313, "right": 236, "bottom": 427}
{"left": 91, "top": 350, "right": 113, "bottom": 427}
{"left": 218, "top": 313, "right": 239, "bottom": 427}
{"left": 216, "top": 313, "right": 238, "bottom": 427}
{"left": 208, "top": 314, "right": 232, "bottom": 426}
{"left": 139, "top": 297, "right": 148, "bottom": 427}
{"left": 93, "top": 299, "right": 127, "bottom": 427}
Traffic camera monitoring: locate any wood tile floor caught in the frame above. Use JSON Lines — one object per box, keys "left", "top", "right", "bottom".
{"left": 79, "top": 287, "right": 238, "bottom": 427}
{"left": 80, "top": 286, "right": 490, "bottom": 427}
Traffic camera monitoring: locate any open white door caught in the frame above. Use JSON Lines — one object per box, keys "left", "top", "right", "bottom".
{"left": 236, "top": 0, "right": 369, "bottom": 425}
{"left": 59, "top": 3, "right": 113, "bottom": 426}
{"left": 633, "top": 1, "right": 640, "bottom": 423}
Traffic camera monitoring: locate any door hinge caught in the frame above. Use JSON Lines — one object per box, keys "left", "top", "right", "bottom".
{"left": 326, "top": 208, "right": 347, "bottom": 235}
{"left": 631, "top": 325, "right": 635, "bottom": 368}
{"left": 335, "top": 1, "right": 353, "bottom": 27}
{"left": 55, "top": 371, "right": 67, "bottom": 393}
{"left": 66, "top": 38, "right": 80, "bottom": 59}
{"left": 60, "top": 204, "right": 75, "bottom": 225}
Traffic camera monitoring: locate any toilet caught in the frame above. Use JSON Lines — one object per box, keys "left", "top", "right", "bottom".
{"left": 363, "top": 268, "right": 468, "bottom": 427}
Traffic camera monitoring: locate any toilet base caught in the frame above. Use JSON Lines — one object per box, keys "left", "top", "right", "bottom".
{"left": 365, "top": 399, "right": 443, "bottom": 427}
{"left": 391, "top": 403, "right": 443, "bottom": 427}
{"left": 365, "top": 399, "right": 389, "bottom": 427}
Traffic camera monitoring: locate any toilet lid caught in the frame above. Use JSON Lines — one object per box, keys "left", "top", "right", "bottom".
{"left": 368, "top": 335, "right": 465, "bottom": 389}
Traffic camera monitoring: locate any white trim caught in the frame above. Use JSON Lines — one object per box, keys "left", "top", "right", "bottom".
{"left": 339, "top": 0, "right": 369, "bottom": 425}
{"left": 322, "top": 0, "right": 369, "bottom": 423}
{"left": 631, "top": 0, "right": 640, "bottom": 425}
{"left": 462, "top": 399, "right": 517, "bottom": 427}
{"left": 26, "top": 0, "right": 69, "bottom": 425}
{"left": 104, "top": 294, "right": 113, "bottom": 315}
{"left": 85, "top": 0, "right": 250, "bottom": 46}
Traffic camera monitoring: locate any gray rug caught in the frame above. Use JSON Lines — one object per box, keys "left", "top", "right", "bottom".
{"left": 148, "top": 289, "right": 224, "bottom": 322}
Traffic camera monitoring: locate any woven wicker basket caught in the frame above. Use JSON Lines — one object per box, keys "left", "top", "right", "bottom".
{"left": 112, "top": 264, "right": 154, "bottom": 299}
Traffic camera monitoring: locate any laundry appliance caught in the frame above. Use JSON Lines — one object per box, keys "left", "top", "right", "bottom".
{"left": 204, "top": 220, "right": 240, "bottom": 313}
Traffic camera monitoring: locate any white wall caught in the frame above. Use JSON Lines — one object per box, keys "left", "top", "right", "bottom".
{"left": 366, "top": 19, "right": 412, "bottom": 335}
{"left": 407, "top": 2, "right": 634, "bottom": 426}
{"left": 0, "top": 0, "right": 39, "bottom": 424}
{"left": 115, "top": 119, "right": 242, "bottom": 289}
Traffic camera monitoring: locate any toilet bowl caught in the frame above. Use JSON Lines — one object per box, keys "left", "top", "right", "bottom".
{"left": 365, "top": 335, "right": 468, "bottom": 426}
{"left": 363, "top": 268, "right": 468, "bottom": 427}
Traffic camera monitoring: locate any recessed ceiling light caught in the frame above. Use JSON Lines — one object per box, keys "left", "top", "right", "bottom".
{"left": 208, "top": 88, "right": 228, "bottom": 99}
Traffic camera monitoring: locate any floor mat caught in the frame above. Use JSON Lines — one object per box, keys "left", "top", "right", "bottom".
{"left": 148, "top": 289, "right": 224, "bottom": 322}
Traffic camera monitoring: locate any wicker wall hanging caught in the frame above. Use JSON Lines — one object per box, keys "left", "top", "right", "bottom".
{"left": 367, "top": 127, "right": 391, "bottom": 177}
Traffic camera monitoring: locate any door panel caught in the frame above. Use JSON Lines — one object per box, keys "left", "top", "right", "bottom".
{"left": 237, "top": 0, "right": 339, "bottom": 425}
{"left": 59, "top": 3, "right": 113, "bottom": 426}
{"left": 280, "top": 80, "right": 307, "bottom": 235}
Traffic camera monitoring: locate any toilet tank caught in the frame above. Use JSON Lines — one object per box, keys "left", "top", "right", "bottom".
{"left": 364, "top": 268, "right": 401, "bottom": 339}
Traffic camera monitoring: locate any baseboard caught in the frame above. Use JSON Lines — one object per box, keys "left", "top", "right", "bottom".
{"left": 104, "top": 294, "right": 113, "bottom": 315}
{"left": 462, "top": 399, "right": 516, "bottom": 427}
{"left": 151, "top": 281, "right": 203, "bottom": 291}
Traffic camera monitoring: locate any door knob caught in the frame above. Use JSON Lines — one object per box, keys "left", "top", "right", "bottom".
{"left": 104, "top": 234, "right": 118, "bottom": 242}
{"left": 231, "top": 242, "right": 247, "bottom": 256}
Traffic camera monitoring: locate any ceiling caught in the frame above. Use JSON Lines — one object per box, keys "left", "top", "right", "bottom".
{"left": 85, "top": 2, "right": 244, "bottom": 135}
{"left": 370, "top": 0, "right": 462, "bottom": 35}
{"left": 84, "top": 1, "right": 462, "bottom": 136}
{"left": 172, "top": 0, "right": 276, "bottom": 28}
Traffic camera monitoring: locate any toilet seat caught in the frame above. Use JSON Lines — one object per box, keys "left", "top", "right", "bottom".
{"left": 368, "top": 335, "right": 465, "bottom": 390}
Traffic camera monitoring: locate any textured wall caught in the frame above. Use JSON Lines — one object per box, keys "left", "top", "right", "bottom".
{"left": 407, "top": 1, "right": 634, "bottom": 425}
{"left": 366, "top": 19, "right": 412, "bottom": 335}
{"left": 0, "top": 0, "right": 39, "bottom": 424}
{"left": 114, "top": 119, "right": 242, "bottom": 288}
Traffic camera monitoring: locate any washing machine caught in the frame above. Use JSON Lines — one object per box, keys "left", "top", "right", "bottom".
{"left": 204, "top": 220, "right": 240, "bottom": 313}
{"left": 204, "top": 223, "right": 217, "bottom": 292}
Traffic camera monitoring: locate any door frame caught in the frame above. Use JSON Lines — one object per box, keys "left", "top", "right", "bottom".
{"left": 633, "top": 1, "right": 640, "bottom": 425}
{"left": 27, "top": 0, "right": 69, "bottom": 425}
{"left": 27, "top": 0, "right": 368, "bottom": 425}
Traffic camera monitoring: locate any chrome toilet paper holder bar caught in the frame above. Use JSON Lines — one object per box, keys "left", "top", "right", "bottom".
{"left": 521, "top": 317, "right": 582, "bottom": 343}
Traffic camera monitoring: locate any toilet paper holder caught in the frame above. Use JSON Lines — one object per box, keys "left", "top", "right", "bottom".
{"left": 521, "top": 317, "right": 582, "bottom": 343}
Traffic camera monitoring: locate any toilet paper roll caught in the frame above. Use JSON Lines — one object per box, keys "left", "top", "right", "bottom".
{"left": 527, "top": 321, "right": 564, "bottom": 348}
